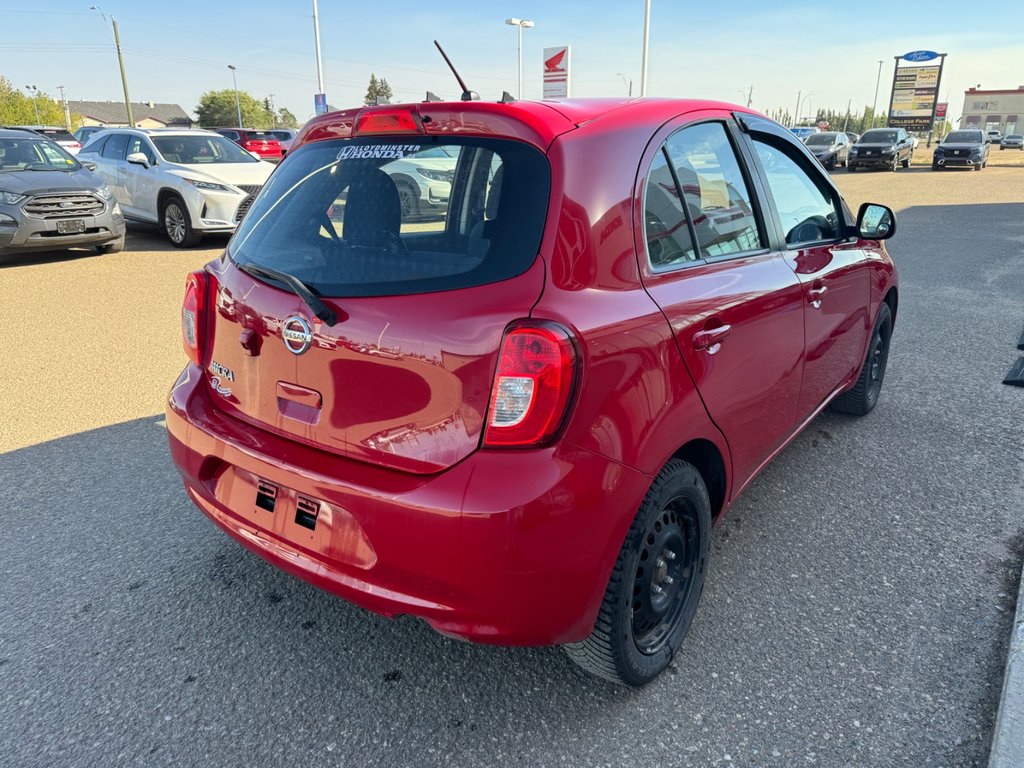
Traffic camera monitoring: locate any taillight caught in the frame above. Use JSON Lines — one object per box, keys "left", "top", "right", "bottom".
{"left": 484, "top": 323, "right": 578, "bottom": 447}
{"left": 182, "top": 270, "right": 208, "bottom": 365}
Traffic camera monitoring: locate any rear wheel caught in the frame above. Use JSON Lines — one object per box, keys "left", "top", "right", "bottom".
{"left": 901, "top": 153, "right": 911, "bottom": 169}
{"left": 831, "top": 302, "right": 893, "bottom": 416}
{"left": 564, "top": 458, "right": 711, "bottom": 687}
{"left": 161, "top": 195, "right": 201, "bottom": 248}
{"left": 396, "top": 181, "right": 419, "bottom": 219}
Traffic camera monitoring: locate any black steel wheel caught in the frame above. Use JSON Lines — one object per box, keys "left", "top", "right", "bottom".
{"left": 564, "top": 458, "right": 711, "bottom": 687}
{"left": 831, "top": 301, "right": 893, "bottom": 416}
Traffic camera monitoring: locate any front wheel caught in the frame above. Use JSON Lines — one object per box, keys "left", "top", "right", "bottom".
{"left": 564, "top": 458, "right": 711, "bottom": 687}
{"left": 891, "top": 155, "right": 899, "bottom": 172}
{"left": 831, "top": 302, "right": 893, "bottom": 416}
{"left": 901, "top": 153, "right": 911, "bottom": 169}
{"left": 161, "top": 195, "right": 201, "bottom": 248}
{"left": 396, "top": 181, "right": 419, "bottom": 220}
{"left": 848, "top": 164, "right": 856, "bottom": 172}
{"left": 95, "top": 235, "right": 124, "bottom": 254}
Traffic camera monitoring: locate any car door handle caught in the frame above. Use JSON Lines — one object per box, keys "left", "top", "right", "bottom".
{"left": 692, "top": 324, "right": 732, "bottom": 352}
{"left": 807, "top": 285, "right": 828, "bottom": 308}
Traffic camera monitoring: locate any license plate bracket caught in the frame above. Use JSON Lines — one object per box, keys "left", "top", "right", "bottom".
{"left": 56, "top": 219, "right": 86, "bottom": 234}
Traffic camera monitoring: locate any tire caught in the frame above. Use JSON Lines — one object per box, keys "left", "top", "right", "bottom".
{"left": 901, "top": 153, "right": 911, "bottom": 169}
{"left": 396, "top": 181, "right": 419, "bottom": 220}
{"left": 160, "top": 195, "right": 201, "bottom": 248}
{"left": 564, "top": 458, "right": 712, "bottom": 687}
{"left": 974, "top": 162, "right": 982, "bottom": 171}
{"left": 831, "top": 302, "right": 893, "bottom": 416}
{"left": 932, "top": 162, "right": 940, "bottom": 171}
{"left": 95, "top": 235, "right": 124, "bottom": 254}
{"left": 891, "top": 154, "right": 899, "bottom": 172}
{"left": 848, "top": 164, "right": 856, "bottom": 172}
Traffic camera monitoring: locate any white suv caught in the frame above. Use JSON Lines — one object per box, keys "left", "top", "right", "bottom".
{"left": 79, "top": 128, "right": 274, "bottom": 247}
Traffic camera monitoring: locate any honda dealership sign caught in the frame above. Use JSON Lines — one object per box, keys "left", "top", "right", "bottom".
{"left": 543, "top": 46, "right": 571, "bottom": 99}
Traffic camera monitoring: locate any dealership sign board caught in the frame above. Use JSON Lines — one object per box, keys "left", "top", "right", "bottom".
{"left": 887, "top": 53, "right": 946, "bottom": 131}
{"left": 543, "top": 46, "right": 571, "bottom": 99}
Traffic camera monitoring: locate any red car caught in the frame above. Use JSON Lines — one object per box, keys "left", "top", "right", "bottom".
{"left": 167, "top": 98, "right": 898, "bottom": 686}
{"left": 215, "top": 128, "right": 283, "bottom": 160}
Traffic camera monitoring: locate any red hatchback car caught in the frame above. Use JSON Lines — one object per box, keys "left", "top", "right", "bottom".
{"left": 167, "top": 98, "right": 898, "bottom": 686}
{"left": 216, "top": 128, "right": 283, "bottom": 160}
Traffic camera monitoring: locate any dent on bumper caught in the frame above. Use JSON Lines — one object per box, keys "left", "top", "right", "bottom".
{"left": 166, "top": 365, "right": 651, "bottom": 646}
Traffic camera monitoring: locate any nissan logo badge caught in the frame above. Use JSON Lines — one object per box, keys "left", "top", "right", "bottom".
{"left": 281, "top": 316, "right": 313, "bottom": 355}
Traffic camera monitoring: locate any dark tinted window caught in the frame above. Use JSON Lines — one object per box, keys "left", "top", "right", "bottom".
{"left": 644, "top": 147, "right": 697, "bottom": 269}
{"left": 861, "top": 130, "right": 898, "bottom": 143}
{"left": 102, "top": 133, "right": 128, "bottom": 160}
{"left": 230, "top": 137, "right": 550, "bottom": 297}
{"left": 664, "top": 122, "right": 762, "bottom": 258}
{"left": 943, "top": 131, "right": 983, "bottom": 144}
{"left": 752, "top": 135, "right": 841, "bottom": 246}
{"left": 805, "top": 133, "right": 838, "bottom": 146}
{"left": 35, "top": 129, "right": 76, "bottom": 142}
{"left": 80, "top": 134, "right": 109, "bottom": 154}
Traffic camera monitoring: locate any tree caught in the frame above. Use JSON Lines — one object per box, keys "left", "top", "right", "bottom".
{"left": 0, "top": 76, "right": 75, "bottom": 127}
{"left": 195, "top": 89, "right": 275, "bottom": 129}
{"left": 363, "top": 74, "right": 393, "bottom": 106}
{"left": 276, "top": 108, "right": 299, "bottom": 129}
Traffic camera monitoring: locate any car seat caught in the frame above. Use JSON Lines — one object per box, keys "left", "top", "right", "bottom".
{"left": 344, "top": 168, "right": 401, "bottom": 248}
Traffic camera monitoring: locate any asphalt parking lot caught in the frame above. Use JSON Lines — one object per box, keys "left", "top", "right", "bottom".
{"left": 2, "top": 168, "right": 1023, "bottom": 767}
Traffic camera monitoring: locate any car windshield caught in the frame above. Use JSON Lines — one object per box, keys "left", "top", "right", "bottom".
{"left": 0, "top": 138, "right": 79, "bottom": 172}
{"left": 944, "top": 132, "right": 982, "bottom": 144}
{"left": 805, "top": 134, "right": 836, "bottom": 146}
{"left": 153, "top": 135, "right": 258, "bottom": 164}
{"left": 229, "top": 136, "right": 550, "bottom": 297}
{"left": 861, "top": 130, "right": 898, "bottom": 143}
{"left": 1007, "top": 135, "right": 1023, "bottom": 140}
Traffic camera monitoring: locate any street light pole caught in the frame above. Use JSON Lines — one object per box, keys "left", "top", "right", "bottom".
{"left": 228, "top": 65, "right": 243, "bottom": 128}
{"left": 872, "top": 59, "right": 884, "bottom": 129}
{"left": 505, "top": 18, "right": 534, "bottom": 100}
{"left": 618, "top": 73, "right": 633, "bottom": 97}
{"left": 25, "top": 85, "right": 41, "bottom": 124}
{"left": 312, "top": 0, "right": 325, "bottom": 101}
{"left": 640, "top": 0, "right": 651, "bottom": 96}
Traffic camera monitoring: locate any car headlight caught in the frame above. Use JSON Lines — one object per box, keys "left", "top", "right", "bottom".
{"left": 0, "top": 212, "right": 16, "bottom": 224}
{"left": 0, "top": 191, "right": 26, "bottom": 205}
{"left": 184, "top": 178, "right": 233, "bottom": 193}
{"left": 416, "top": 168, "right": 453, "bottom": 183}
{"left": 96, "top": 186, "right": 114, "bottom": 200}
{"left": 112, "top": 202, "right": 122, "bottom": 216}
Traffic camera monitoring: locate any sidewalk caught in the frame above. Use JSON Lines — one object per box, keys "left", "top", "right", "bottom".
{"left": 988, "top": 558, "right": 1024, "bottom": 767}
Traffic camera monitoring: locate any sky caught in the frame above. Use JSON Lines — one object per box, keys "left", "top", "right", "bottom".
{"left": 2, "top": 0, "right": 1022, "bottom": 126}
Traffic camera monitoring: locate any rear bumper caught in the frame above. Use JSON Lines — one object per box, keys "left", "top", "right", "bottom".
{"left": 166, "top": 364, "right": 652, "bottom": 645}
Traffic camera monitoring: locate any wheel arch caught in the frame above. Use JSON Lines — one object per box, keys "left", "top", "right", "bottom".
{"left": 883, "top": 286, "right": 898, "bottom": 326}
{"left": 157, "top": 187, "right": 184, "bottom": 212}
{"left": 672, "top": 438, "right": 728, "bottom": 520}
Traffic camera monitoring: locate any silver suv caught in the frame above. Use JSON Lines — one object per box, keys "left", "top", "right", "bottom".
{"left": 0, "top": 129, "right": 125, "bottom": 256}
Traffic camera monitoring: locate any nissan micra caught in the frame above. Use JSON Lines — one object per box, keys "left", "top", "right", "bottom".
{"left": 167, "top": 98, "right": 899, "bottom": 686}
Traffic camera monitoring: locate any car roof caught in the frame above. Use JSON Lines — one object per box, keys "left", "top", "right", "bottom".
{"left": 101, "top": 127, "right": 222, "bottom": 138}
{"left": 0, "top": 127, "right": 53, "bottom": 139}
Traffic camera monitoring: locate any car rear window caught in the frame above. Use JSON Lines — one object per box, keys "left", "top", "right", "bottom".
{"left": 36, "top": 129, "right": 76, "bottom": 142}
{"left": 229, "top": 137, "right": 551, "bottom": 298}
{"left": 245, "top": 132, "right": 276, "bottom": 141}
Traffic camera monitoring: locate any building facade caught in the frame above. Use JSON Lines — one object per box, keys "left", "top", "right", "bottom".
{"left": 67, "top": 101, "right": 193, "bottom": 129}
{"left": 959, "top": 87, "right": 1024, "bottom": 135}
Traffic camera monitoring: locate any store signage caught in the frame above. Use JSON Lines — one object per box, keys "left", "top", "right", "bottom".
{"left": 543, "top": 46, "right": 571, "bottom": 99}
{"left": 902, "top": 50, "right": 939, "bottom": 62}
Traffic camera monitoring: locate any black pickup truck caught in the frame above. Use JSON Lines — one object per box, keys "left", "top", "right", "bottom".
{"left": 847, "top": 127, "right": 915, "bottom": 172}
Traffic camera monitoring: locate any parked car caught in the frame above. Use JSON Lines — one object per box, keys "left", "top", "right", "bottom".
{"left": 790, "top": 126, "right": 819, "bottom": 139}
{"left": 9, "top": 125, "right": 81, "bottom": 154}
{"left": 381, "top": 144, "right": 458, "bottom": 218}
{"left": 79, "top": 128, "right": 274, "bottom": 246}
{"left": 215, "top": 128, "right": 283, "bottom": 161}
{"left": 268, "top": 129, "right": 298, "bottom": 154}
{"left": 74, "top": 126, "right": 108, "bottom": 147}
{"left": 0, "top": 128, "right": 124, "bottom": 255}
{"left": 166, "top": 99, "right": 898, "bottom": 687}
{"left": 844, "top": 131, "right": 860, "bottom": 145}
{"left": 999, "top": 133, "right": 1023, "bottom": 150}
{"left": 804, "top": 131, "right": 851, "bottom": 170}
{"left": 986, "top": 130, "right": 1003, "bottom": 145}
{"left": 932, "top": 129, "right": 989, "bottom": 170}
{"left": 847, "top": 127, "right": 914, "bottom": 171}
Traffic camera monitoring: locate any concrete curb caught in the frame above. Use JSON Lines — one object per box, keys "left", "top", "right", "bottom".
{"left": 988, "top": 559, "right": 1024, "bottom": 767}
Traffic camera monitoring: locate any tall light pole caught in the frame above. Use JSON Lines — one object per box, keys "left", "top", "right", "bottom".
{"left": 640, "top": 0, "right": 651, "bottom": 96}
{"left": 618, "top": 72, "right": 633, "bottom": 97}
{"left": 872, "top": 59, "right": 884, "bottom": 128}
{"left": 505, "top": 18, "right": 534, "bottom": 100}
{"left": 90, "top": 6, "right": 134, "bottom": 127}
{"left": 57, "top": 85, "right": 72, "bottom": 130}
{"left": 227, "top": 65, "right": 243, "bottom": 128}
{"left": 24, "top": 85, "right": 41, "bottom": 124}
{"left": 312, "top": 0, "right": 326, "bottom": 113}
{"left": 794, "top": 91, "right": 814, "bottom": 126}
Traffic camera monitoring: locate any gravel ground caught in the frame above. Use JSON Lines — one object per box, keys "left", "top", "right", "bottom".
{"left": 1, "top": 168, "right": 1022, "bottom": 767}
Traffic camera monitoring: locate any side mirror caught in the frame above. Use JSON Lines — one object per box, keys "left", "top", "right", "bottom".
{"left": 80, "top": 160, "right": 97, "bottom": 172}
{"left": 856, "top": 203, "right": 896, "bottom": 240}
{"left": 126, "top": 151, "right": 150, "bottom": 168}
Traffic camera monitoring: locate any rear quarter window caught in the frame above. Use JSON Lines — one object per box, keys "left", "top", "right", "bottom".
{"left": 229, "top": 137, "right": 550, "bottom": 297}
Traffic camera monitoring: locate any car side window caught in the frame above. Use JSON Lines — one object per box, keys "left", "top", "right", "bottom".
{"left": 102, "top": 133, "right": 128, "bottom": 160}
{"left": 663, "top": 122, "right": 763, "bottom": 259}
{"left": 752, "top": 136, "right": 842, "bottom": 247}
{"left": 127, "top": 136, "right": 157, "bottom": 165}
{"left": 643, "top": 147, "right": 698, "bottom": 269}
{"left": 82, "top": 134, "right": 108, "bottom": 154}
{"left": 223, "top": 131, "right": 240, "bottom": 141}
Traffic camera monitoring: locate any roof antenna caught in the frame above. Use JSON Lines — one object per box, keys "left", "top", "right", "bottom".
{"left": 499, "top": 91, "right": 517, "bottom": 104}
{"left": 434, "top": 40, "right": 479, "bottom": 101}
{"left": 424, "top": 90, "right": 442, "bottom": 103}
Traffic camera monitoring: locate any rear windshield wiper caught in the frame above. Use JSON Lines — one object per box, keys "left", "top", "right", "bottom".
{"left": 235, "top": 262, "right": 337, "bottom": 326}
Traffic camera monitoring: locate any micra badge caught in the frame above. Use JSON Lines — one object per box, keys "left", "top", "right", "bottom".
{"left": 209, "top": 361, "right": 235, "bottom": 397}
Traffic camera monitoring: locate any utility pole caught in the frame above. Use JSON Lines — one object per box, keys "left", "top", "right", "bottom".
{"left": 871, "top": 59, "right": 883, "bottom": 129}
{"left": 744, "top": 85, "right": 753, "bottom": 108}
{"left": 112, "top": 18, "right": 134, "bottom": 126}
{"left": 640, "top": 0, "right": 651, "bottom": 96}
{"left": 843, "top": 98, "right": 851, "bottom": 131}
{"left": 57, "top": 85, "right": 72, "bottom": 130}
